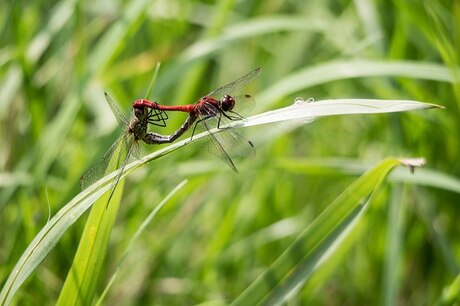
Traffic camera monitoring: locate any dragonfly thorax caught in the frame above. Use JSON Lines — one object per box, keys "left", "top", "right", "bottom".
{"left": 129, "top": 108, "right": 149, "bottom": 140}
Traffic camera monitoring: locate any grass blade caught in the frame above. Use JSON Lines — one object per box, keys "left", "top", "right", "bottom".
{"left": 0, "top": 183, "right": 111, "bottom": 305}
{"left": 87, "top": 0, "right": 151, "bottom": 74}
{"left": 232, "top": 158, "right": 405, "bottom": 305}
{"left": 439, "top": 273, "right": 460, "bottom": 305}
{"left": 144, "top": 63, "right": 161, "bottom": 100}
{"left": 256, "top": 60, "right": 456, "bottom": 109}
{"left": 244, "top": 98, "right": 442, "bottom": 127}
{"left": 56, "top": 179, "right": 124, "bottom": 305}
{"left": 96, "top": 180, "right": 188, "bottom": 305}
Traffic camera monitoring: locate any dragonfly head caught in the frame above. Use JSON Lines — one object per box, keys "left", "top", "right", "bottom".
{"left": 133, "top": 105, "right": 149, "bottom": 120}
{"left": 219, "top": 94, "right": 235, "bottom": 112}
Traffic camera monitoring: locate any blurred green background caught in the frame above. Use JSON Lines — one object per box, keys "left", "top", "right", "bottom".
{"left": 1, "top": 0, "right": 459, "bottom": 305}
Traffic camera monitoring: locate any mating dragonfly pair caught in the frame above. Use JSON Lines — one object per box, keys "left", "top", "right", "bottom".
{"left": 81, "top": 68, "right": 262, "bottom": 203}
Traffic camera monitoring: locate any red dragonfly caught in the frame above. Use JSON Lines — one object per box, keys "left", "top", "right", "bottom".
{"left": 132, "top": 68, "right": 262, "bottom": 172}
{"left": 81, "top": 93, "right": 168, "bottom": 206}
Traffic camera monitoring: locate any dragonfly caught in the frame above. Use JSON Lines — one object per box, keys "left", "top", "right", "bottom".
{"left": 81, "top": 92, "right": 168, "bottom": 207}
{"left": 132, "top": 68, "right": 262, "bottom": 172}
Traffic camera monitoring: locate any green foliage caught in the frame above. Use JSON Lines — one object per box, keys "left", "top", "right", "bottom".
{"left": 1, "top": 0, "right": 458, "bottom": 305}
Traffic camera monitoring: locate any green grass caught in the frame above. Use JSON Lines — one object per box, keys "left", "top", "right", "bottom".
{"left": 1, "top": 0, "right": 459, "bottom": 305}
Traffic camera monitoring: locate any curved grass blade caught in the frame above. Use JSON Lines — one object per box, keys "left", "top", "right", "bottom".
{"left": 0, "top": 183, "right": 112, "bottom": 305}
{"left": 231, "top": 158, "right": 404, "bottom": 305}
{"left": 95, "top": 180, "right": 188, "bottom": 305}
{"left": 243, "top": 98, "right": 443, "bottom": 128}
{"left": 144, "top": 62, "right": 161, "bottom": 100}
{"left": 255, "top": 60, "right": 458, "bottom": 110}
{"left": 56, "top": 172, "right": 125, "bottom": 306}
{"left": 438, "top": 273, "right": 460, "bottom": 305}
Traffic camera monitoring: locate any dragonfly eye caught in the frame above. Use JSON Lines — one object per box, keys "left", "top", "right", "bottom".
{"left": 220, "top": 95, "right": 235, "bottom": 112}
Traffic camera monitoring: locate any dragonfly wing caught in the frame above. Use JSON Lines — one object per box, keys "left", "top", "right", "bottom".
{"left": 208, "top": 68, "right": 262, "bottom": 98}
{"left": 230, "top": 94, "right": 255, "bottom": 117}
{"left": 104, "top": 138, "right": 138, "bottom": 208}
{"left": 196, "top": 114, "right": 255, "bottom": 172}
{"left": 81, "top": 133, "right": 130, "bottom": 190}
{"left": 200, "top": 117, "right": 238, "bottom": 172}
{"left": 105, "top": 92, "right": 130, "bottom": 128}
{"left": 210, "top": 125, "right": 256, "bottom": 159}
{"left": 130, "top": 141, "right": 142, "bottom": 159}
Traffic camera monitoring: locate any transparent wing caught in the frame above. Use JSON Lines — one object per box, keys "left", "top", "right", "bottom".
{"left": 230, "top": 94, "right": 255, "bottom": 117}
{"left": 103, "top": 138, "right": 138, "bottom": 207}
{"left": 208, "top": 68, "right": 262, "bottom": 98}
{"left": 80, "top": 133, "right": 130, "bottom": 190}
{"left": 195, "top": 110, "right": 255, "bottom": 173}
{"left": 81, "top": 92, "right": 142, "bottom": 207}
{"left": 105, "top": 92, "right": 130, "bottom": 128}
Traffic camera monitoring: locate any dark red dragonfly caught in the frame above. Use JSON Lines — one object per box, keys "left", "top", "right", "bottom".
{"left": 132, "top": 68, "right": 262, "bottom": 172}
{"left": 81, "top": 93, "right": 168, "bottom": 206}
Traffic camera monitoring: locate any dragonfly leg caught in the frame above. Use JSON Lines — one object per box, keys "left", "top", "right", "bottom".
{"left": 147, "top": 108, "right": 169, "bottom": 127}
{"left": 223, "top": 110, "right": 243, "bottom": 121}
{"left": 216, "top": 113, "right": 224, "bottom": 129}
{"left": 190, "top": 114, "right": 214, "bottom": 140}
{"left": 216, "top": 112, "right": 238, "bottom": 130}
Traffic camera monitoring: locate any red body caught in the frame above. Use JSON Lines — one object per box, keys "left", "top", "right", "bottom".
{"left": 132, "top": 95, "right": 233, "bottom": 116}
{"left": 133, "top": 99, "right": 195, "bottom": 113}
